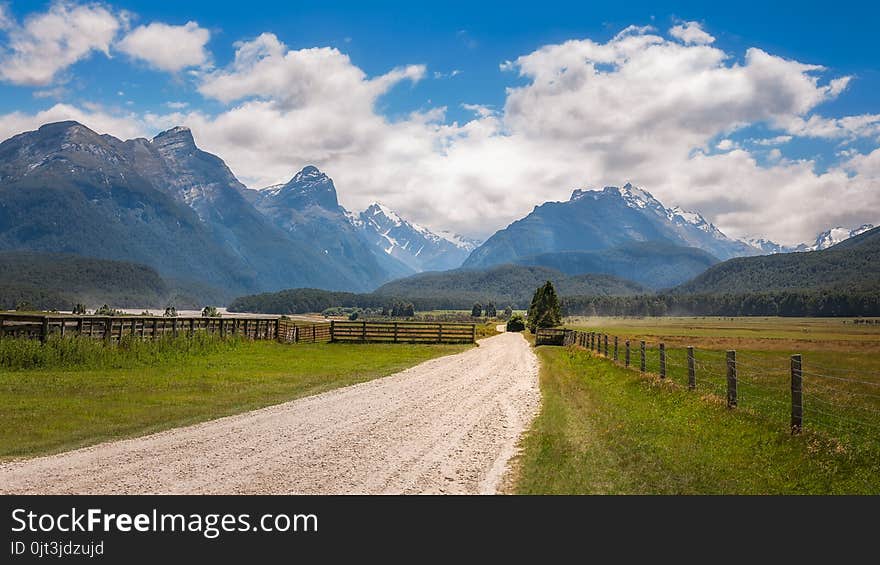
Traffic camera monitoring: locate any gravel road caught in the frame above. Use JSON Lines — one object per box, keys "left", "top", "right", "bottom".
{"left": 0, "top": 331, "right": 539, "bottom": 494}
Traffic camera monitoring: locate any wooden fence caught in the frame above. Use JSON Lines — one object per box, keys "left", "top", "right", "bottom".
{"left": 0, "top": 313, "right": 475, "bottom": 345}
{"left": 535, "top": 328, "right": 567, "bottom": 346}
{"left": 330, "top": 321, "right": 475, "bottom": 344}
{"left": 0, "top": 313, "right": 330, "bottom": 344}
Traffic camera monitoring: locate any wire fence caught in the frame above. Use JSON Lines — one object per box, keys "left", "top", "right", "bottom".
{"left": 557, "top": 328, "right": 880, "bottom": 447}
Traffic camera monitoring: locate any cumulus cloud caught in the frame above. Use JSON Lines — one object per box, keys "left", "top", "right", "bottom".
{"left": 1, "top": 22, "right": 879, "bottom": 245}
{"left": 117, "top": 21, "right": 210, "bottom": 72}
{"left": 669, "top": 21, "right": 715, "bottom": 45}
{"left": 198, "top": 33, "right": 424, "bottom": 112}
{"left": 0, "top": 1, "right": 121, "bottom": 86}
{"left": 777, "top": 113, "right": 880, "bottom": 140}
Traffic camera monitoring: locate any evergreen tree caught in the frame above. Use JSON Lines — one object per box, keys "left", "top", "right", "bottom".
{"left": 485, "top": 302, "right": 497, "bottom": 317}
{"left": 527, "top": 281, "right": 562, "bottom": 333}
{"left": 471, "top": 303, "right": 483, "bottom": 317}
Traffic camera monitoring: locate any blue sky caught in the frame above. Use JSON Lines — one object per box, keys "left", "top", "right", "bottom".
{"left": 0, "top": 0, "right": 878, "bottom": 243}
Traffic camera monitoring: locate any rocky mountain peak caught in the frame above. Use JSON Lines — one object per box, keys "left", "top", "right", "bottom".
{"left": 151, "top": 126, "right": 196, "bottom": 153}
{"left": 261, "top": 165, "right": 339, "bottom": 210}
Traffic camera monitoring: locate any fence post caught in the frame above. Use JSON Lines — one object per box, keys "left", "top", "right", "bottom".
{"left": 687, "top": 346, "right": 695, "bottom": 390}
{"left": 40, "top": 316, "right": 49, "bottom": 344}
{"left": 625, "top": 340, "right": 630, "bottom": 367}
{"left": 471, "top": 324, "right": 476, "bottom": 343}
{"left": 362, "top": 320, "right": 367, "bottom": 341}
{"left": 172, "top": 318, "right": 179, "bottom": 338}
{"left": 393, "top": 322, "right": 398, "bottom": 343}
{"left": 726, "top": 350, "right": 737, "bottom": 408}
{"left": 438, "top": 323, "right": 443, "bottom": 343}
{"left": 604, "top": 334, "right": 609, "bottom": 357}
{"left": 104, "top": 317, "right": 112, "bottom": 343}
{"left": 274, "top": 319, "right": 280, "bottom": 341}
{"left": 613, "top": 336, "right": 619, "bottom": 361}
{"left": 640, "top": 341, "right": 646, "bottom": 372}
{"left": 659, "top": 343, "right": 666, "bottom": 379}
{"left": 791, "top": 354, "right": 803, "bottom": 434}
{"left": 77, "top": 317, "right": 84, "bottom": 337}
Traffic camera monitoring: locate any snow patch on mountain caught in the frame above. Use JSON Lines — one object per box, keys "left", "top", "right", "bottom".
{"left": 740, "top": 223, "right": 876, "bottom": 255}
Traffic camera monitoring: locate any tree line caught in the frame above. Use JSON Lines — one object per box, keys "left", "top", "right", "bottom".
{"left": 561, "top": 291, "right": 880, "bottom": 317}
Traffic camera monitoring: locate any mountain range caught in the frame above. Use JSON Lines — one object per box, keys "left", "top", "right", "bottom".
{"left": 462, "top": 183, "right": 757, "bottom": 284}
{"left": 350, "top": 202, "right": 479, "bottom": 272}
{"left": 674, "top": 225, "right": 880, "bottom": 295}
{"left": 744, "top": 224, "right": 876, "bottom": 254}
{"left": 0, "top": 121, "right": 468, "bottom": 302}
{"left": 0, "top": 120, "right": 875, "bottom": 309}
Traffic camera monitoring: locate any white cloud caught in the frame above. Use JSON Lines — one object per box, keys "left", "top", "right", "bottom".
{"left": 752, "top": 135, "right": 793, "bottom": 146}
{"left": 776, "top": 113, "right": 880, "bottom": 140}
{"left": 716, "top": 139, "right": 735, "bottom": 151}
{"left": 165, "top": 101, "right": 189, "bottom": 109}
{"left": 669, "top": 21, "right": 715, "bottom": 45}
{"left": 117, "top": 21, "right": 210, "bottom": 72}
{"left": 198, "top": 33, "right": 424, "bottom": 112}
{"left": 0, "top": 1, "right": 121, "bottom": 86}
{"left": 461, "top": 103, "right": 494, "bottom": 118}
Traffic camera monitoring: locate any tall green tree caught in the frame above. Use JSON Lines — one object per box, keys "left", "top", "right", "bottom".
{"left": 471, "top": 303, "right": 483, "bottom": 317}
{"left": 527, "top": 281, "right": 562, "bottom": 333}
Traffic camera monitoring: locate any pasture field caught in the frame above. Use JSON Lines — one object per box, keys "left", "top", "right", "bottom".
{"left": 0, "top": 335, "right": 468, "bottom": 460}
{"left": 513, "top": 316, "right": 880, "bottom": 493}
{"left": 515, "top": 346, "right": 880, "bottom": 494}
{"left": 564, "top": 316, "right": 880, "bottom": 444}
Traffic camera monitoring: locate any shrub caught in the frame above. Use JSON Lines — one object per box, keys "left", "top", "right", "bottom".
{"left": 202, "top": 306, "right": 221, "bottom": 318}
{"left": 506, "top": 313, "right": 526, "bottom": 332}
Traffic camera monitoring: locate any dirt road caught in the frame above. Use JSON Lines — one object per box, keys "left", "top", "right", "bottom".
{"left": 0, "top": 331, "right": 539, "bottom": 494}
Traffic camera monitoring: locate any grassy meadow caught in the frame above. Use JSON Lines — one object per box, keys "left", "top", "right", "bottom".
{"left": 512, "top": 316, "right": 880, "bottom": 494}
{"left": 563, "top": 316, "right": 880, "bottom": 444}
{"left": 0, "top": 335, "right": 469, "bottom": 460}
{"left": 515, "top": 345, "right": 880, "bottom": 494}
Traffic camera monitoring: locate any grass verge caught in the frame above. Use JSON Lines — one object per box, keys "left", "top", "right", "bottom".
{"left": 0, "top": 337, "right": 468, "bottom": 460}
{"left": 514, "top": 344, "right": 880, "bottom": 494}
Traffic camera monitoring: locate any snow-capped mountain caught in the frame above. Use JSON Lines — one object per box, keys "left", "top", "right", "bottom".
{"left": 565, "top": 184, "right": 756, "bottom": 260}
{"left": 353, "top": 202, "right": 479, "bottom": 272}
{"left": 809, "top": 224, "right": 875, "bottom": 251}
{"left": 742, "top": 224, "right": 876, "bottom": 255}
{"left": 250, "top": 166, "right": 413, "bottom": 286}
{"left": 742, "top": 237, "right": 790, "bottom": 255}
{"left": 465, "top": 182, "right": 759, "bottom": 269}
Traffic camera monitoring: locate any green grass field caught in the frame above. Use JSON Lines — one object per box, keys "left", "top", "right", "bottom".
{"left": 564, "top": 316, "right": 880, "bottom": 445}
{"left": 0, "top": 336, "right": 468, "bottom": 461}
{"left": 514, "top": 345, "right": 880, "bottom": 494}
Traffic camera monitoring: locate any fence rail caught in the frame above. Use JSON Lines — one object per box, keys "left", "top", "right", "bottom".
{"left": 0, "top": 314, "right": 475, "bottom": 345}
{"left": 538, "top": 327, "right": 880, "bottom": 446}
{"left": 330, "top": 321, "right": 475, "bottom": 344}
